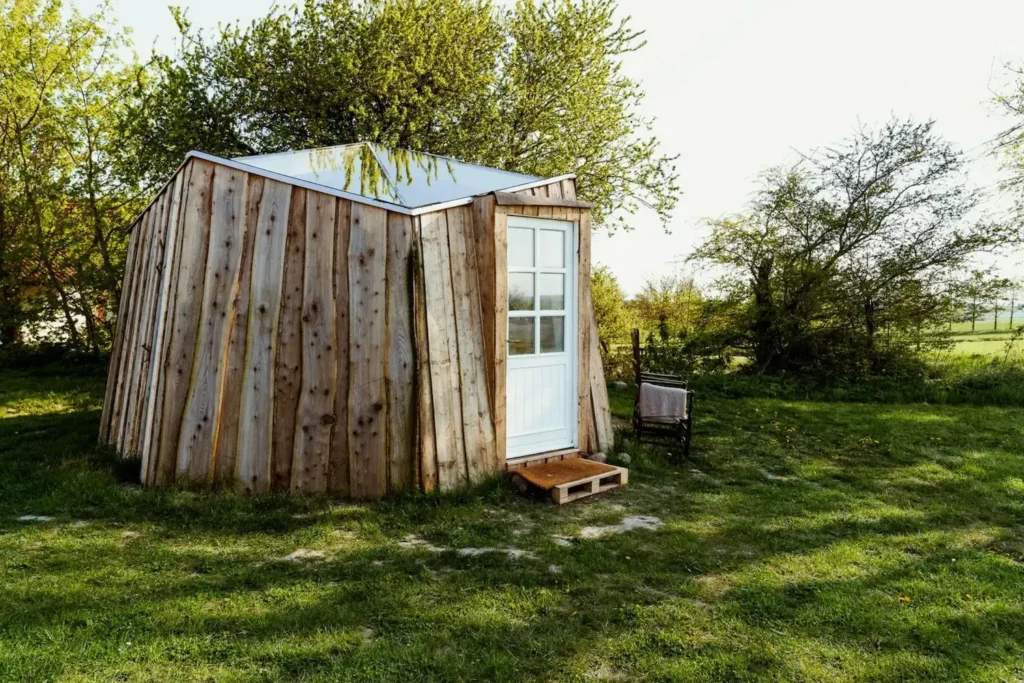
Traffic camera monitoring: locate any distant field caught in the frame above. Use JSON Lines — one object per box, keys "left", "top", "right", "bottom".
{"left": 949, "top": 319, "right": 1021, "bottom": 335}
{"left": 946, "top": 324, "right": 1020, "bottom": 357}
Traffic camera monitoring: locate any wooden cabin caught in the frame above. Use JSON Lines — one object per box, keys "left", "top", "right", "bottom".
{"left": 100, "top": 144, "right": 614, "bottom": 498}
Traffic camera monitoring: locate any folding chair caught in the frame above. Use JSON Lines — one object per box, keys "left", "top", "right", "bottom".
{"left": 631, "top": 329, "right": 695, "bottom": 458}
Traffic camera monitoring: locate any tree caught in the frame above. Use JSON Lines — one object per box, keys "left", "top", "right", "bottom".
{"left": 0, "top": 0, "right": 143, "bottom": 350}
{"left": 590, "top": 265, "right": 630, "bottom": 350}
{"left": 694, "top": 118, "right": 1017, "bottom": 376}
{"left": 129, "top": 0, "right": 680, "bottom": 230}
{"left": 995, "top": 63, "right": 1024, "bottom": 219}
{"left": 630, "top": 273, "right": 704, "bottom": 341}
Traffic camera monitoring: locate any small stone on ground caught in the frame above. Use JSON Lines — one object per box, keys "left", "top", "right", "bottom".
{"left": 456, "top": 547, "right": 536, "bottom": 560}
{"left": 17, "top": 515, "right": 54, "bottom": 522}
{"left": 284, "top": 549, "right": 326, "bottom": 561}
{"left": 398, "top": 534, "right": 444, "bottom": 552}
{"left": 579, "top": 515, "right": 663, "bottom": 539}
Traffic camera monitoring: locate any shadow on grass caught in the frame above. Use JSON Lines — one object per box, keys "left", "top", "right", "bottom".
{"left": 2, "top": 381, "right": 1024, "bottom": 680}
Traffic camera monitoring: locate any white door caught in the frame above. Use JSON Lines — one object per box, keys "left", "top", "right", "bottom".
{"left": 506, "top": 216, "right": 577, "bottom": 458}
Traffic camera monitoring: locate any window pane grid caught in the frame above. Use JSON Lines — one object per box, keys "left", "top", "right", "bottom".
{"left": 507, "top": 221, "right": 571, "bottom": 357}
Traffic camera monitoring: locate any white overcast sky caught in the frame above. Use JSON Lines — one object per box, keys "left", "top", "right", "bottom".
{"left": 96, "top": 0, "right": 1024, "bottom": 294}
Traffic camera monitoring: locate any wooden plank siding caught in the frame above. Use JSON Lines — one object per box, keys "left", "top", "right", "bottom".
{"left": 102, "top": 158, "right": 604, "bottom": 498}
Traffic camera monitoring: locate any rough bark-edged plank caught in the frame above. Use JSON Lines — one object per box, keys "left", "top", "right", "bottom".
{"left": 128, "top": 188, "right": 171, "bottom": 455}
{"left": 547, "top": 181, "right": 563, "bottom": 200}
{"left": 175, "top": 166, "right": 249, "bottom": 484}
{"left": 446, "top": 206, "right": 496, "bottom": 482}
{"left": 140, "top": 166, "right": 189, "bottom": 482}
{"left": 235, "top": 179, "right": 292, "bottom": 493}
{"left": 471, "top": 195, "right": 497, "bottom": 406}
{"left": 133, "top": 181, "right": 180, "bottom": 455}
{"left": 348, "top": 203, "right": 389, "bottom": 499}
{"left": 328, "top": 199, "right": 352, "bottom": 495}
{"left": 271, "top": 187, "right": 307, "bottom": 491}
{"left": 112, "top": 207, "right": 149, "bottom": 452}
{"left": 418, "top": 210, "right": 467, "bottom": 490}
{"left": 589, "top": 303, "right": 614, "bottom": 453}
{"left": 492, "top": 208, "right": 509, "bottom": 465}
{"left": 291, "top": 191, "right": 337, "bottom": 493}
{"left": 213, "top": 175, "right": 262, "bottom": 485}
{"left": 577, "top": 211, "right": 593, "bottom": 454}
{"left": 154, "top": 159, "right": 215, "bottom": 486}
{"left": 100, "top": 218, "right": 142, "bottom": 443}
{"left": 116, "top": 204, "right": 158, "bottom": 454}
{"left": 387, "top": 212, "right": 416, "bottom": 492}
{"left": 412, "top": 230, "right": 438, "bottom": 493}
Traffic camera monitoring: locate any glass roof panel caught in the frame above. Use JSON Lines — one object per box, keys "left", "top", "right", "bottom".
{"left": 235, "top": 143, "right": 542, "bottom": 209}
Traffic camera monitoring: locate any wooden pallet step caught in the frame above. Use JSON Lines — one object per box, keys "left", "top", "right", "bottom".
{"left": 551, "top": 466, "right": 628, "bottom": 505}
{"left": 508, "top": 458, "right": 628, "bottom": 505}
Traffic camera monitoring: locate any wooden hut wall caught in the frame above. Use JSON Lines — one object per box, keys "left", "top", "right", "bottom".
{"left": 100, "top": 158, "right": 499, "bottom": 496}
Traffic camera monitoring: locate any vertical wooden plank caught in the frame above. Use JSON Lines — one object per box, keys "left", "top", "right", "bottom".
{"left": 348, "top": 203, "right": 389, "bottom": 499}
{"left": 537, "top": 206, "right": 554, "bottom": 219}
{"left": 418, "top": 210, "right": 467, "bottom": 490}
{"left": 112, "top": 207, "right": 150, "bottom": 452}
{"left": 492, "top": 208, "right": 508, "bottom": 466}
{"left": 116, "top": 205, "right": 157, "bottom": 454}
{"left": 131, "top": 183, "right": 174, "bottom": 455}
{"left": 175, "top": 166, "right": 249, "bottom": 484}
{"left": 347, "top": 203, "right": 389, "bottom": 498}
{"left": 328, "top": 200, "right": 352, "bottom": 495}
{"left": 561, "top": 179, "right": 577, "bottom": 201}
{"left": 141, "top": 166, "right": 189, "bottom": 482}
{"left": 154, "top": 159, "right": 215, "bottom": 486}
{"left": 271, "top": 187, "right": 306, "bottom": 491}
{"left": 212, "top": 175, "right": 262, "bottom": 485}
{"left": 413, "top": 227, "right": 438, "bottom": 493}
{"left": 446, "top": 206, "right": 496, "bottom": 482}
{"left": 291, "top": 192, "right": 337, "bottom": 493}
{"left": 547, "top": 181, "right": 563, "bottom": 200}
{"left": 577, "top": 211, "right": 593, "bottom": 454}
{"left": 100, "top": 220, "right": 142, "bottom": 443}
{"left": 589, "top": 306, "right": 614, "bottom": 453}
{"left": 130, "top": 188, "right": 172, "bottom": 454}
{"left": 235, "top": 179, "right": 292, "bottom": 493}
{"left": 471, "top": 196, "right": 497, "bottom": 405}
{"left": 387, "top": 212, "right": 416, "bottom": 492}
{"left": 145, "top": 164, "right": 193, "bottom": 484}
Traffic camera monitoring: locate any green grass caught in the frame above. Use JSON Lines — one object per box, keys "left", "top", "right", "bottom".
{"left": 3, "top": 370, "right": 1024, "bottom": 681}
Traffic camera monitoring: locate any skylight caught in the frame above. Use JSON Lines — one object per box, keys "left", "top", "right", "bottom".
{"left": 235, "top": 143, "right": 542, "bottom": 209}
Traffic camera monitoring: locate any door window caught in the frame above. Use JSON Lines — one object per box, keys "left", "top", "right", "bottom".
{"left": 508, "top": 222, "right": 570, "bottom": 356}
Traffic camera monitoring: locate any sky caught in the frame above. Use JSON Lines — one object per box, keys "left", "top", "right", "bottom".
{"left": 93, "top": 0, "right": 1024, "bottom": 294}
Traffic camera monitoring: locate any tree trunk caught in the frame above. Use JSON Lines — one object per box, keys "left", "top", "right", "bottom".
{"left": 0, "top": 200, "right": 20, "bottom": 347}
{"left": 750, "top": 259, "right": 775, "bottom": 373}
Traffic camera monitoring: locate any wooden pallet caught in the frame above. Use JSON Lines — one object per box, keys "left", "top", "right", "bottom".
{"left": 509, "top": 459, "right": 628, "bottom": 505}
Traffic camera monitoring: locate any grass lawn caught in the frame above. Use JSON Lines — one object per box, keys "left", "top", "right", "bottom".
{"left": 2, "top": 368, "right": 1024, "bottom": 681}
